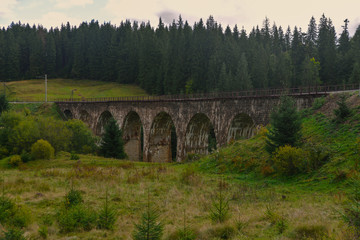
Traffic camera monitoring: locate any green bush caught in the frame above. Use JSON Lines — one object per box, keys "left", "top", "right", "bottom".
{"left": 292, "top": 225, "right": 328, "bottom": 239}
{"left": 272, "top": 145, "right": 307, "bottom": 175}
{"left": 0, "top": 196, "right": 31, "bottom": 228}
{"left": 334, "top": 94, "right": 351, "bottom": 123}
{"left": 31, "top": 139, "right": 55, "bottom": 160}
{"left": 0, "top": 228, "right": 26, "bottom": 240}
{"left": 20, "top": 151, "right": 34, "bottom": 163}
{"left": 0, "top": 147, "right": 9, "bottom": 159}
{"left": 303, "top": 142, "right": 330, "bottom": 171}
{"left": 8, "top": 155, "right": 22, "bottom": 167}
{"left": 64, "top": 189, "right": 83, "bottom": 208}
{"left": 65, "top": 120, "right": 96, "bottom": 153}
{"left": 57, "top": 204, "right": 97, "bottom": 233}
{"left": 70, "top": 152, "right": 80, "bottom": 160}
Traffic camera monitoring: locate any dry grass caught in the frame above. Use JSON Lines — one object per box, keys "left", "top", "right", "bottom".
{"left": 0, "top": 155, "right": 352, "bottom": 239}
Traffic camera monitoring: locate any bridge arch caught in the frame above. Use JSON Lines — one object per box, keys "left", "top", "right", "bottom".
{"left": 122, "top": 111, "right": 143, "bottom": 161}
{"left": 227, "top": 113, "right": 256, "bottom": 143}
{"left": 79, "top": 110, "right": 91, "bottom": 126}
{"left": 96, "top": 110, "right": 113, "bottom": 136}
{"left": 148, "top": 112, "right": 177, "bottom": 162}
{"left": 185, "top": 113, "right": 217, "bottom": 156}
{"left": 63, "top": 109, "right": 73, "bottom": 120}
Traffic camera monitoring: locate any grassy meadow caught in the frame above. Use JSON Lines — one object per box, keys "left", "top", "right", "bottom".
{"left": 0, "top": 154, "right": 351, "bottom": 240}
{"left": 0, "top": 89, "right": 359, "bottom": 239}
{"left": 3, "top": 79, "right": 148, "bottom": 101}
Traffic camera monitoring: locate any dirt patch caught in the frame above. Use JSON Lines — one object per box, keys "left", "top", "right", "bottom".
{"left": 315, "top": 91, "right": 360, "bottom": 118}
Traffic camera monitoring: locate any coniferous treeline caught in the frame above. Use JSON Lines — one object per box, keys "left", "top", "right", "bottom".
{"left": 0, "top": 14, "right": 360, "bottom": 95}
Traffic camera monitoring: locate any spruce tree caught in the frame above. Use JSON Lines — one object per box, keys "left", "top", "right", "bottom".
{"left": 133, "top": 191, "right": 163, "bottom": 240}
{"left": 99, "top": 118, "right": 127, "bottom": 159}
{"left": 266, "top": 96, "right": 302, "bottom": 154}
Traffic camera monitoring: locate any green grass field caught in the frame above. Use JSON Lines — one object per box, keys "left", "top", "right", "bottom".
{"left": 1, "top": 91, "right": 359, "bottom": 239}
{"left": 3, "top": 79, "right": 148, "bottom": 101}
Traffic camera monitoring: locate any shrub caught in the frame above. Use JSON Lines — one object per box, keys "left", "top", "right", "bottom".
{"left": 272, "top": 145, "right": 307, "bottom": 176}
{"left": 0, "top": 147, "right": 9, "bottom": 159}
{"left": 0, "top": 228, "right": 26, "bottom": 240}
{"left": 70, "top": 152, "right": 80, "bottom": 160}
{"left": 342, "top": 180, "right": 360, "bottom": 237}
{"left": 65, "top": 120, "right": 96, "bottom": 153}
{"left": 292, "top": 225, "right": 328, "bottom": 239}
{"left": 8, "top": 155, "right": 22, "bottom": 167}
{"left": 311, "top": 97, "right": 325, "bottom": 111}
{"left": 180, "top": 165, "right": 197, "bottom": 185}
{"left": 57, "top": 204, "right": 97, "bottom": 233}
{"left": 303, "top": 142, "right": 330, "bottom": 171}
{"left": 38, "top": 225, "right": 48, "bottom": 239}
{"left": 0, "top": 196, "right": 31, "bottom": 228}
{"left": 20, "top": 151, "right": 34, "bottom": 163}
{"left": 334, "top": 94, "right": 351, "bottom": 122}
{"left": 64, "top": 189, "right": 83, "bottom": 208}
{"left": 31, "top": 139, "right": 55, "bottom": 160}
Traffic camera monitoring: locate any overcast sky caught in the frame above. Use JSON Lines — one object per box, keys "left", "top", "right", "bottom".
{"left": 1, "top": 0, "right": 359, "bottom": 36}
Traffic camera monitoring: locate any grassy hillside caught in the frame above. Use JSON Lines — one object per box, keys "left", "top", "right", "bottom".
{"left": 0, "top": 92, "right": 359, "bottom": 239}
{"left": 3, "top": 79, "right": 148, "bottom": 101}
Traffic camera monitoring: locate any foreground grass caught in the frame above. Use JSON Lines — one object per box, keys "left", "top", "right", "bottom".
{"left": 4, "top": 79, "right": 148, "bottom": 101}
{"left": 0, "top": 154, "right": 353, "bottom": 239}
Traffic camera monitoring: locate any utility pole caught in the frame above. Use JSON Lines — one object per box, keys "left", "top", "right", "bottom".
{"left": 45, "top": 74, "right": 47, "bottom": 103}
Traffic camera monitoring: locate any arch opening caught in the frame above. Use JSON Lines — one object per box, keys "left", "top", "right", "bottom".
{"left": 79, "top": 110, "right": 91, "bottom": 126}
{"left": 63, "top": 110, "right": 73, "bottom": 120}
{"left": 96, "top": 111, "right": 113, "bottom": 136}
{"left": 185, "top": 113, "right": 217, "bottom": 156}
{"left": 122, "top": 111, "right": 143, "bottom": 161}
{"left": 227, "top": 113, "right": 255, "bottom": 143}
{"left": 148, "top": 112, "right": 177, "bottom": 163}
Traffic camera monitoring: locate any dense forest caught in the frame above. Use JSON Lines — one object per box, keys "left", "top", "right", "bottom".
{"left": 0, "top": 14, "right": 359, "bottom": 95}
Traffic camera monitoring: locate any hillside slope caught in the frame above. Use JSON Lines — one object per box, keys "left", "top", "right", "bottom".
{"left": 198, "top": 92, "right": 360, "bottom": 185}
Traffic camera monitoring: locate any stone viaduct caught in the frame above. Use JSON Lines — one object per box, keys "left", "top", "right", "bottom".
{"left": 55, "top": 91, "right": 324, "bottom": 162}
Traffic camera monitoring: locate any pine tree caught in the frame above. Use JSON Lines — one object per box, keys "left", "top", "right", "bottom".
{"left": 99, "top": 118, "right": 127, "bottom": 159}
{"left": 334, "top": 95, "right": 351, "bottom": 123}
{"left": 97, "top": 187, "right": 117, "bottom": 230}
{"left": 133, "top": 191, "right": 163, "bottom": 240}
{"left": 265, "top": 96, "right": 302, "bottom": 154}
{"left": 235, "top": 53, "right": 252, "bottom": 90}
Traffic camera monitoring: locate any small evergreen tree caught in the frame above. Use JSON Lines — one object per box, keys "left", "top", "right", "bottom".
{"left": 266, "top": 96, "right": 302, "bottom": 154}
{"left": 0, "top": 94, "right": 9, "bottom": 115}
{"left": 97, "top": 188, "right": 117, "bottom": 230}
{"left": 210, "top": 178, "right": 230, "bottom": 223}
{"left": 334, "top": 95, "right": 351, "bottom": 123}
{"left": 99, "top": 118, "right": 127, "bottom": 159}
{"left": 133, "top": 191, "right": 163, "bottom": 240}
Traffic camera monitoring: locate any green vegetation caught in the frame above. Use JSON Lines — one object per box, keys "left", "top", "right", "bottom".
{"left": 99, "top": 118, "right": 127, "bottom": 159}
{"left": 3, "top": 79, "right": 148, "bottom": 101}
{"left": 265, "top": 96, "right": 302, "bottom": 154}
{"left": 0, "top": 94, "right": 9, "bottom": 114}
{"left": 1, "top": 16, "right": 359, "bottom": 95}
{"left": 0, "top": 93, "right": 358, "bottom": 239}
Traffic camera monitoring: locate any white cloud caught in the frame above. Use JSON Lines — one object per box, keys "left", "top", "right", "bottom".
{"left": 0, "top": 0, "right": 18, "bottom": 20}
{"left": 28, "top": 12, "right": 82, "bottom": 29}
{"left": 55, "top": 0, "right": 93, "bottom": 9}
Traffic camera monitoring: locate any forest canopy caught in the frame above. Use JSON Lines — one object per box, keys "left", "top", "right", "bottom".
{"left": 0, "top": 15, "right": 359, "bottom": 95}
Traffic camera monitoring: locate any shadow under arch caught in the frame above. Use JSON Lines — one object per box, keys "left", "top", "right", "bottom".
{"left": 227, "top": 113, "right": 256, "bottom": 143}
{"left": 122, "top": 111, "right": 143, "bottom": 161}
{"left": 63, "top": 109, "right": 73, "bottom": 120}
{"left": 79, "top": 110, "right": 91, "bottom": 126}
{"left": 148, "top": 112, "right": 177, "bottom": 162}
{"left": 185, "top": 113, "right": 217, "bottom": 156}
{"left": 96, "top": 111, "right": 113, "bottom": 136}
